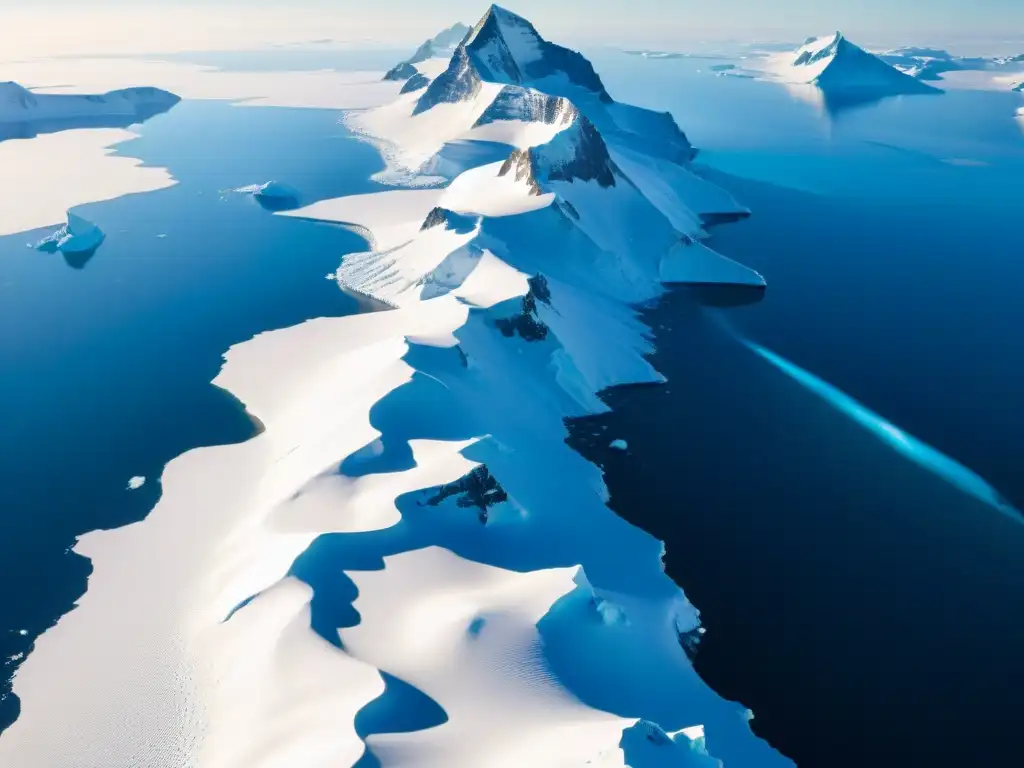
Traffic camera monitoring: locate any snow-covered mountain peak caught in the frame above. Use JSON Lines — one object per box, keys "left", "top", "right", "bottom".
{"left": 775, "top": 32, "right": 940, "bottom": 101}
{"left": 418, "top": 4, "right": 611, "bottom": 112}
{"left": 498, "top": 113, "right": 616, "bottom": 194}
{"left": 384, "top": 22, "right": 472, "bottom": 81}
{"left": 792, "top": 32, "right": 845, "bottom": 68}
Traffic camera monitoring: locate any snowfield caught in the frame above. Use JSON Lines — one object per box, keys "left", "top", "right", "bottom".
{"left": 0, "top": 6, "right": 786, "bottom": 768}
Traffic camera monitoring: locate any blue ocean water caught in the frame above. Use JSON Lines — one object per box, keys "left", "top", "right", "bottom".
{"left": 0, "top": 98, "right": 384, "bottom": 728}
{"left": 0, "top": 45, "right": 1021, "bottom": 766}
{"left": 570, "top": 51, "right": 1024, "bottom": 766}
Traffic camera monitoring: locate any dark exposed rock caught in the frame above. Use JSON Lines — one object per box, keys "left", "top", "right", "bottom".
{"left": 527, "top": 273, "right": 551, "bottom": 304}
{"left": 494, "top": 279, "right": 550, "bottom": 342}
{"left": 416, "top": 5, "right": 612, "bottom": 114}
{"left": 465, "top": 6, "right": 612, "bottom": 102}
{"left": 473, "top": 85, "right": 578, "bottom": 128}
{"left": 424, "top": 465, "right": 508, "bottom": 523}
{"left": 497, "top": 148, "right": 542, "bottom": 195}
{"left": 538, "top": 117, "right": 616, "bottom": 187}
{"left": 400, "top": 73, "right": 431, "bottom": 93}
{"left": 383, "top": 61, "right": 417, "bottom": 82}
{"left": 421, "top": 206, "right": 450, "bottom": 230}
{"left": 419, "top": 207, "right": 478, "bottom": 233}
{"left": 415, "top": 46, "right": 483, "bottom": 114}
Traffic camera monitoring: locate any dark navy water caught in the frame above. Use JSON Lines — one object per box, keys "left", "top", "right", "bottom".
{"left": 2, "top": 47, "right": 1023, "bottom": 766}
{"left": 570, "top": 52, "right": 1024, "bottom": 766}
{"left": 0, "top": 98, "right": 385, "bottom": 728}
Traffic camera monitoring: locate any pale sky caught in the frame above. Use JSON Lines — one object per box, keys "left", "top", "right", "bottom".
{"left": 2, "top": 0, "right": 1023, "bottom": 58}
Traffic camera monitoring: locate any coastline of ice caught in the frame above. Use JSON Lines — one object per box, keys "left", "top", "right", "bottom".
{"left": 0, "top": 127, "right": 175, "bottom": 237}
{"left": 0, "top": 7, "right": 792, "bottom": 767}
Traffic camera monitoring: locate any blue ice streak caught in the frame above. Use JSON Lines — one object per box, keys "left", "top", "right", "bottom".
{"left": 745, "top": 340, "right": 1020, "bottom": 522}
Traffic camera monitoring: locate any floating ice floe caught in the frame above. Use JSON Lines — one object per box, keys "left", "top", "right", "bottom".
{"left": 35, "top": 211, "right": 106, "bottom": 255}
{"left": 126, "top": 476, "right": 146, "bottom": 491}
{"left": 610, "top": 439, "right": 629, "bottom": 451}
{"left": 234, "top": 181, "right": 302, "bottom": 211}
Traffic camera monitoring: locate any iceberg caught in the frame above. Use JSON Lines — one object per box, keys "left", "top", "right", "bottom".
{"left": 235, "top": 181, "right": 302, "bottom": 211}
{"left": 35, "top": 211, "right": 106, "bottom": 256}
{"left": 0, "top": 82, "right": 180, "bottom": 140}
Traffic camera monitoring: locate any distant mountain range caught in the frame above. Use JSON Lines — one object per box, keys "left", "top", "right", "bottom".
{"left": 383, "top": 22, "right": 472, "bottom": 81}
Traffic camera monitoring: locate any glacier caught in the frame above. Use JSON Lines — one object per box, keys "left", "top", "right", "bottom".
{"left": 0, "top": 6, "right": 790, "bottom": 768}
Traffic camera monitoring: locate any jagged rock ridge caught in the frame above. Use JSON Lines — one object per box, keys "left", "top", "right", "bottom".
{"left": 417, "top": 4, "right": 611, "bottom": 113}
{"left": 497, "top": 114, "right": 617, "bottom": 192}
{"left": 473, "top": 85, "right": 578, "bottom": 128}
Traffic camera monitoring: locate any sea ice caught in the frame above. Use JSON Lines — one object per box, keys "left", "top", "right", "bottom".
{"left": 610, "top": 439, "right": 628, "bottom": 450}
{"left": 127, "top": 476, "right": 146, "bottom": 491}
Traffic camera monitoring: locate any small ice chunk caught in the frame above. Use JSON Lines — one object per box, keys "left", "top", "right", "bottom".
{"left": 127, "top": 476, "right": 146, "bottom": 490}
{"left": 610, "top": 439, "right": 628, "bottom": 450}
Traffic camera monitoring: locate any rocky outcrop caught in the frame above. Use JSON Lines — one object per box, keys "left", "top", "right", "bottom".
{"left": 424, "top": 465, "right": 508, "bottom": 523}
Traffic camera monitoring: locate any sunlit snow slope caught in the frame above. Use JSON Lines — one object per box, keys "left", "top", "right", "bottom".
{"left": 0, "top": 6, "right": 785, "bottom": 768}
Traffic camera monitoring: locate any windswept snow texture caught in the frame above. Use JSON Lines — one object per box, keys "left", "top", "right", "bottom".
{"left": 0, "top": 81, "right": 180, "bottom": 140}
{"left": 0, "top": 7, "right": 785, "bottom": 768}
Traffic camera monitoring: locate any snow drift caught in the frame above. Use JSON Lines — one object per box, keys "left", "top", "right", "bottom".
{"left": 0, "top": 6, "right": 785, "bottom": 768}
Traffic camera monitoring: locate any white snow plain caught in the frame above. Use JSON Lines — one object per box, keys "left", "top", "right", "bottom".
{"left": 0, "top": 54, "right": 404, "bottom": 238}
{"left": 0, "top": 8, "right": 789, "bottom": 768}
{"left": 0, "top": 127, "right": 175, "bottom": 236}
